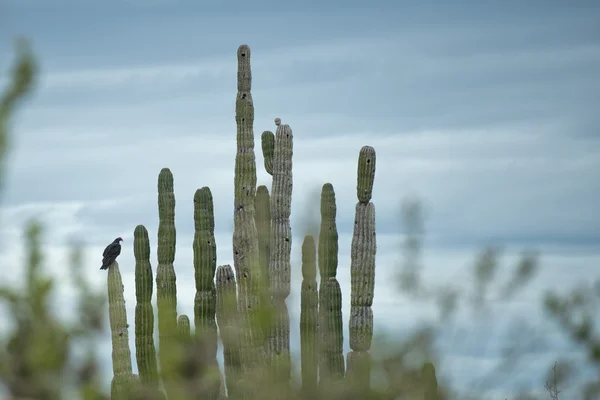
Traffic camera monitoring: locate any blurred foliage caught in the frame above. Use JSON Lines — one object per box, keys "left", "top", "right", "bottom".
{"left": 0, "top": 39, "right": 597, "bottom": 400}
{"left": 0, "top": 39, "right": 108, "bottom": 400}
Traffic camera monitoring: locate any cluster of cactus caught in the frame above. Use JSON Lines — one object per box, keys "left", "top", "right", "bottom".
{"left": 103, "top": 44, "right": 440, "bottom": 400}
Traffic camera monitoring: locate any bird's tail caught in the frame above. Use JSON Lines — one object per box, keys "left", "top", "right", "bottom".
{"left": 100, "top": 264, "right": 107, "bottom": 270}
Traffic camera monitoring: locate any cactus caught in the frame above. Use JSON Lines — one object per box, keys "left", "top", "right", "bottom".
{"left": 233, "top": 44, "right": 265, "bottom": 385}
{"left": 102, "top": 44, "right": 403, "bottom": 400}
{"left": 107, "top": 261, "right": 135, "bottom": 400}
{"left": 263, "top": 118, "right": 294, "bottom": 393}
{"left": 318, "top": 183, "right": 345, "bottom": 386}
{"left": 261, "top": 131, "right": 275, "bottom": 176}
{"left": 347, "top": 146, "right": 377, "bottom": 394}
{"left": 300, "top": 235, "right": 318, "bottom": 395}
{"left": 318, "top": 183, "right": 339, "bottom": 279}
{"left": 177, "top": 315, "right": 191, "bottom": 339}
{"left": 156, "top": 168, "right": 179, "bottom": 397}
{"left": 255, "top": 185, "right": 271, "bottom": 289}
{"left": 268, "top": 119, "right": 293, "bottom": 299}
{"left": 193, "top": 186, "right": 220, "bottom": 399}
{"left": 216, "top": 264, "right": 241, "bottom": 398}
{"left": 133, "top": 225, "right": 160, "bottom": 388}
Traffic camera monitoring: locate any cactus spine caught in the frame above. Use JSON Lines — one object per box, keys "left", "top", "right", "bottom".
{"left": 133, "top": 225, "right": 160, "bottom": 388}
{"left": 193, "top": 186, "right": 220, "bottom": 399}
{"left": 156, "top": 168, "right": 178, "bottom": 397}
{"left": 347, "top": 146, "right": 377, "bottom": 394}
{"left": 107, "top": 262, "right": 135, "bottom": 400}
{"left": 300, "top": 235, "right": 318, "bottom": 395}
{"left": 318, "top": 183, "right": 345, "bottom": 387}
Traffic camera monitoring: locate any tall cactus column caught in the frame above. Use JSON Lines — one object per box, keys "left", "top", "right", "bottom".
{"left": 232, "top": 44, "right": 264, "bottom": 384}
{"left": 193, "top": 187, "right": 221, "bottom": 399}
{"left": 318, "top": 183, "right": 345, "bottom": 388}
{"left": 156, "top": 168, "right": 179, "bottom": 397}
{"left": 300, "top": 235, "right": 318, "bottom": 396}
{"left": 133, "top": 225, "right": 160, "bottom": 390}
{"left": 347, "top": 146, "right": 377, "bottom": 395}
{"left": 107, "top": 261, "right": 136, "bottom": 400}
{"left": 266, "top": 118, "right": 293, "bottom": 392}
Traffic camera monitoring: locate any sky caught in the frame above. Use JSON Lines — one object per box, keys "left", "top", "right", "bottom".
{"left": 1, "top": 1, "right": 599, "bottom": 399}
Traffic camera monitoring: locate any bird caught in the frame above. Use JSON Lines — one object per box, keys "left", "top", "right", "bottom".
{"left": 100, "top": 237, "right": 123, "bottom": 270}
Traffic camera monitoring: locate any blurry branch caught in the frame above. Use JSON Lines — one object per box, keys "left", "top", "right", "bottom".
{"left": 545, "top": 361, "right": 561, "bottom": 400}
{"left": 544, "top": 280, "right": 600, "bottom": 400}
{"left": 0, "top": 39, "right": 109, "bottom": 399}
{"left": 394, "top": 196, "right": 553, "bottom": 398}
{"left": 0, "top": 37, "right": 37, "bottom": 190}
{"left": 396, "top": 196, "right": 540, "bottom": 321}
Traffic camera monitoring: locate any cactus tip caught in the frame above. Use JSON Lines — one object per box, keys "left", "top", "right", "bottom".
{"left": 237, "top": 44, "right": 251, "bottom": 58}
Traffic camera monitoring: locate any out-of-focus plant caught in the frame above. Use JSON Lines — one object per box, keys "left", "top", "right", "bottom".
{"left": 0, "top": 39, "right": 109, "bottom": 400}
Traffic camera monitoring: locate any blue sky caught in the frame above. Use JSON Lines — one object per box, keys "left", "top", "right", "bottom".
{"left": 1, "top": 1, "right": 599, "bottom": 399}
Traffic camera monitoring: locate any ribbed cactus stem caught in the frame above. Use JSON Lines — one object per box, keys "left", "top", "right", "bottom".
{"left": 107, "top": 261, "right": 135, "bottom": 399}
{"left": 156, "top": 167, "right": 178, "bottom": 397}
{"left": 300, "top": 235, "right": 318, "bottom": 395}
{"left": 357, "top": 146, "right": 376, "bottom": 204}
{"left": 318, "top": 277, "right": 345, "bottom": 385}
{"left": 177, "top": 314, "right": 191, "bottom": 338}
{"left": 269, "top": 120, "right": 293, "bottom": 298}
{"left": 318, "top": 183, "right": 338, "bottom": 279}
{"left": 193, "top": 187, "right": 220, "bottom": 400}
{"left": 233, "top": 44, "right": 264, "bottom": 381}
{"left": 193, "top": 187, "right": 218, "bottom": 352}
{"left": 347, "top": 146, "right": 377, "bottom": 393}
{"left": 350, "top": 202, "right": 376, "bottom": 309}
{"left": 261, "top": 131, "right": 274, "bottom": 176}
{"left": 216, "top": 264, "right": 241, "bottom": 398}
{"left": 265, "top": 120, "right": 293, "bottom": 393}
{"left": 317, "top": 183, "right": 344, "bottom": 386}
{"left": 255, "top": 185, "right": 271, "bottom": 290}
{"left": 133, "top": 225, "right": 159, "bottom": 388}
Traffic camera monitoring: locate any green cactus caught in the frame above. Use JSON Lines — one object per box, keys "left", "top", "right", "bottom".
{"left": 107, "top": 262, "right": 135, "bottom": 400}
{"left": 255, "top": 184, "right": 271, "bottom": 289}
{"left": 318, "top": 183, "right": 339, "bottom": 280}
{"left": 356, "top": 145, "right": 376, "bottom": 204}
{"left": 318, "top": 183, "right": 345, "bottom": 386}
{"left": 318, "top": 277, "right": 345, "bottom": 386}
{"left": 177, "top": 314, "right": 191, "bottom": 339}
{"left": 261, "top": 131, "right": 274, "bottom": 176}
{"left": 233, "top": 44, "right": 264, "bottom": 383}
{"left": 300, "top": 235, "right": 318, "bottom": 395}
{"left": 216, "top": 264, "right": 241, "bottom": 398}
{"left": 264, "top": 119, "right": 294, "bottom": 393}
{"left": 193, "top": 187, "right": 219, "bottom": 369}
{"left": 156, "top": 167, "right": 179, "bottom": 397}
{"left": 133, "top": 225, "right": 160, "bottom": 388}
{"left": 347, "top": 146, "right": 377, "bottom": 395}
{"left": 269, "top": 119, "right": 293, "bottom": 299}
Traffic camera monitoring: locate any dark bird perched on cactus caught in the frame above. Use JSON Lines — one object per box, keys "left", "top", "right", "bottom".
{"left": 101, "top": 237, "right": 123, "bottom": 270}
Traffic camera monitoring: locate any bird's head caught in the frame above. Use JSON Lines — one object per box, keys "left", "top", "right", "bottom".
{"left": 115, "top": 237, "right": 123, "bottom": 243}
